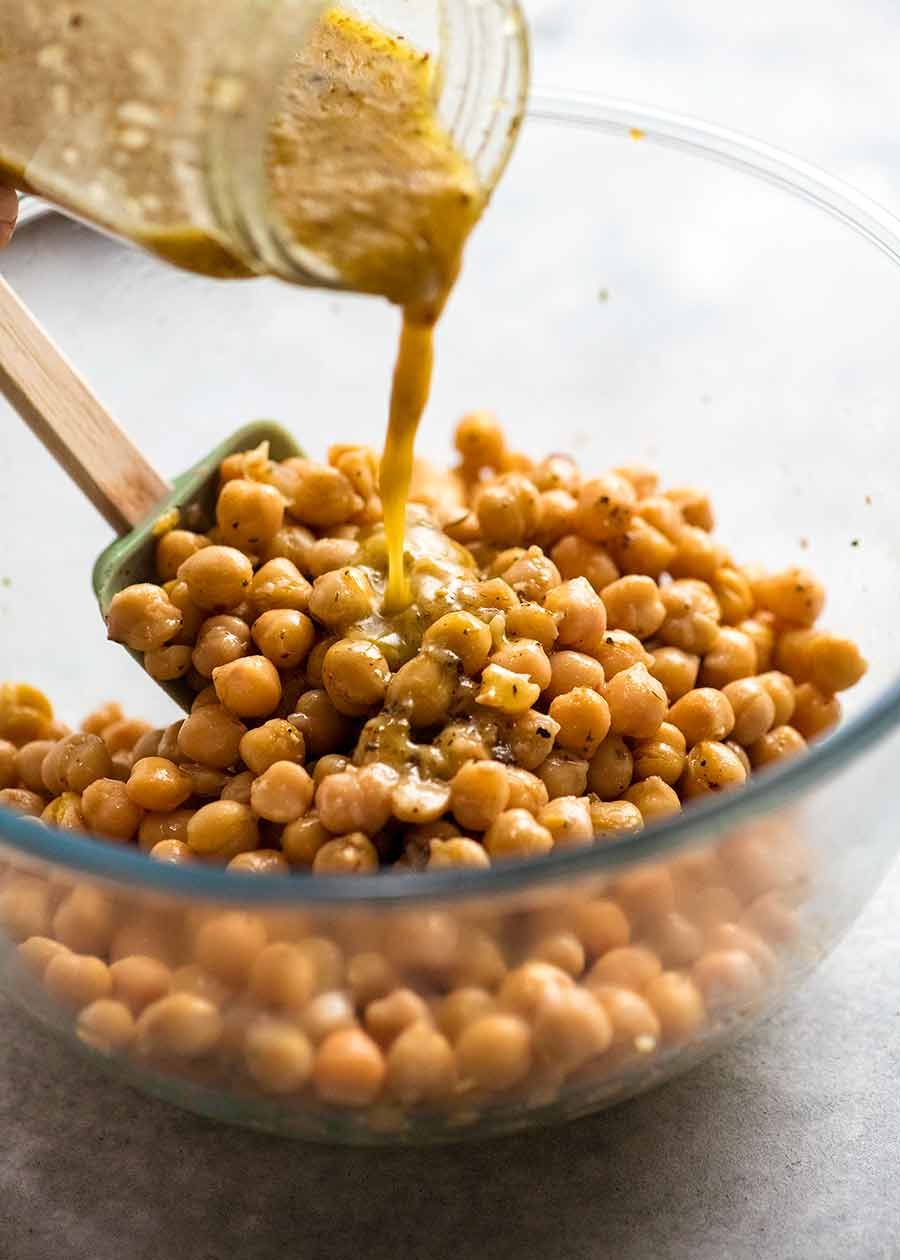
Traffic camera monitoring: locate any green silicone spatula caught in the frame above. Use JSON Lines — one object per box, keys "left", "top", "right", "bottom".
{"left": 0, "top": 273, "right": 302, "bottom": 711}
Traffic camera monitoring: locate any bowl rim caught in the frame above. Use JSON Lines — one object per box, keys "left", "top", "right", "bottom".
{"left": 5, "top": 92, "right": 900, "bottom": 907}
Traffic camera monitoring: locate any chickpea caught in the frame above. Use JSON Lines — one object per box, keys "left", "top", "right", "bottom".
{"left": 533, "top": 987, "right": 612, "bottom": 1072}
{"left": 306, "top": 537, "right": 361, "bottom": 578}
{"left": 475, "top": 474, "right": 541, "bottom": 546}
{"left": 313, "top": 1026, "right": 386, "bottom": 1106}
{"left": 610, "top": 517, "right": 677, "bottom": 580}
{"left": 538, "top": 796, "right": 593, "bottom": 847}
{"left": 484, "top": 809, "right": 554, "bottom": 859}
{"left": 532, "top": 452, "right": 580, "bottom": 493}
{"left": 587, "top": 945, "right": 662, "bottom": 992}
{"left": 751, "top": 567, "right": 825, "bottom": 627}
{"left": 42, "top": 791, "right": 86, "bottom": 832}
{"left": 77, "top": 999, "right": 136, "bottom": 1054}
{"left": 659, "top": 580, "right": 721, "bottom": 655}
{"left": 535, "top": 489, "right": 578, "bottom": 547}
{"left": 738, "top": 616, "right": 776, "bottom": 672}
{"left": 44, "top": 952, "right": 112, "bottom": 1010}
{"left": 700, "top": 627, "right": 758, "bottom": 689}
{"left": 756, "top": 671, "right": 796, "bottom": 726}
{"left": 187, "top": 800, "right": 259, "bottom": 860}
{"left": 624, "top": 776, "right": 682, "bottom": 822}
{"left": 106, "top": 584, "right": 183, "bottom": 652}
{"left": 504, "top": 766, "right": 550, "bottom": 814}
{"left": 155, "top": 529, "right": 210, "bottom": 582}
{"left": 476, "top": 664, "right": 541, "bottom": 716}
{"left": 421, "top": 611, "right": 492, "bottom": 675}
{"left": 0, "top": 788, "right": 45, "bottom": 816}
{"left": 164, "top": 580, "right": 205, "bottom": 645}
{"left": 81, "top": 778, "right": 144, "bottom": 841}
{"left": 178, "top": 545, "right": 253, "bottom": 612}
{"left": 500, "top": 546, "right": 561, "bottom": 603}
{"left": 776, "top": 629, "right": 867, "bottom": 694}
{"left": 177, "top": 704, "right": 245, "bottom": 769}
{"left": 314, "top": 832, "right": 380, "bottom": 875}
{"left": 247, "top": 941, "right": 316, "bottom": 1012}
{"left": 681, "top": 741, "right": 747, "bottom": 798}
{"left": 538, "top": 751, "right": 589, "bottom": 799}
{"left": 428, "top": 837, "right": 491, "bottom": 869}
{"left": 182, "top": 762, "right": 230, "bottom": 798}
{"left": 137, "top": 808, "right": 194, "bottom": 853}
{"left": 17, "top": 936, "right": 69, "bottom": 976}
{"left": 386, "top": 652, "right": 457, "bottom": 727}
{"left": 0, "top": 739, "right": 17, "bottom": 789}
{"left": 668, "top": 525, "right": 729, "bottom": 581}
{"left": 150, "top": 839, "right": 194, "bottom": 865}
{"left": 384, "top": 1022, "right": 457, "bottom": 1105}
{"left": 792, "top": 683, "right": 841, "bottom": 740}
{"left": 0, "top": 682, "right": 54, "bottom": 744}
{"left": 321, "top": 639, "right": 390, "bottom": 717}
{"left": 126, "top": 757, "right": 192, "bottom": 812}
{"left": 588, "top": 799, "right": 644, "bottom": 839}
{"left": 216, "top": 478, "right": 284, "bottom": 551}
{"left": 456, "top": 1014, "right": 532, "bottom": 1091}
{"left": 436, "top": 988, "right": 496, "bottom": 1042}
{"left": 365, "top": 988, "right": 431, "bottom": 1046}
{"left": 135, "top": 993, "right": 223, "bottom": 1059}
{"left": 191, "top": 614, "right": 251, "bottom": 679}
{"left": 244, "top": 1018, "right": 314, "bottom": 1094}
{"left": 454, "top": 410, "right": 506, "bottom": 471}
{"left": 632, "top": 725, "right": 686, "bottom": 785}
{"left": 645, "top": 971, "right": 707, "bottom": 1043}
{"left": 0, "top": 876, "right": 52, "bottom": 941}
{"left": 228, "top": 849, "right": 289, "bottom": 875}
{"left": 251, "top": 610, "right": 315, "bottom": 672}
{"left": 721, "top": 678, "right": 776, "bottom": 746}
{"left": 42, "top": 733, "right": 113, "bottom": 795}
{"left": 711, "top": 567, "right": 754, "bottom": 625}
{"left": 587, "top": 734, "right": 633, "bottom": 799}
{"left": 669, "top": 688, "right": 735, "bottom": 746}
{"left": 279, "top": 459, "right": 362, "bottom": 528}
{"left": 592, "top": 630, "right": 652, "bottom": 680}
{"left": 551, "top": 535, "right": 619, "bottom": 591}
{"left": 530, "top": 931, "right": 586, "bottom": 977}
{"left": 490, "top": 640, "right": 553, "bottom": 694}
{"left": 505, "top": 710, "right": 559, "bottom": 771}
{"left": 601, "top": 575, "right": 666, "bottom": 639}
{"left": 706, "top": 923, "right": 777, "bottom": 979}
{"left": 301, "top": 990, "right": 358, "bottom": 1044}
{"left": 250, "top": 761, "right": 314, "bottom": 824}
{"left": 277, "top": 814, "right": 328, "bottom": 867}
{"left": 316, "top": 763, "right": 397, "bottom": 835}
{"left": 543, "top": 577, "right": 607, "bottom": 653}
{"left": 307, "top": 567, "right": 374, "bottom": 630}
{"left": 444, "top": 760, "right": 508, "bottom": 832}
{"left": 644, "top": 910, "right": 704, "bottom": 969}
{"left": 259, "top": 522, "right": 315, "bottom": 570}
{"left": 212, "top": 654, "right": 282, "bottom": 719}
{"left": 749, "top": 725, "right": 807, "bottom": 768}
{"left": 143, "top": 644, "right": 193, "bottom": 682}
{"left": 544, "top": 650, "right": 606, "bottom": 701}
{"left": 289, "top": 689, "right": 353, "bottom": 759}
{"left": 593, "top": 986, "right": 661, "bottom": 1054}
{"left": 605, "top": 663, "right": 668, "bottom": 739}
{"left": 192, "top": 911, "right": 267, "bottom": 988}
{"left": 576, "top": 472, "right": 636, "bottom": 542}
{"left": 548, "top": 688, "right": 611, "bottom": 758}
{"left": 110, "top": 955, "right": 172, "bottom": 1014}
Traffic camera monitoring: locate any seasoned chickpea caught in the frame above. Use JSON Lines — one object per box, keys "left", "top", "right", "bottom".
{"left": 301, "top": 990, "right": 358, "bottom": 1044}
{"left": 314, "top": 1028, "right": 386, "bottom": 1105}
{"left": 610, "top": 517, "right": 677, "bottom": 580}
{"left": 490, "top": 639, "right": 552, "bottom": 691}
{"left": 428, "top": 837, "right": 491, "bottom": 869}
{"left": 776, "top": 629, "right": 867, "bottom": 694}
{"left": 593, "top": 986, "right": 661, "bottom": 1054}
{"left": 587, "top": 945, "right": 662, "bottom": 992}
{"left": 739, "top": 616, "right": 776, "bottom": 672}
{"left": 177, "top": 704, "right": 245, "bottom": 769}
{"left": 307, "top": 566, "right": 374, "bottom": 629}
{"left": 81, "top": 777, "right": 144, "bottom": 841}
{"left": 576, "top": 472, "right": 636, "bottom": 542}
{"left": 544, "top": 577, "right": 607, "bottom": 652}
{"left": 592, "top": 630, "right": 652, "bottom": 680}
{"left": 700, "top": 627, "right": 758, "bottom": 689}
{"left": 505, "top": 710, "right": 559, "bottom": 771}
{"left": 386, "top": 652, "right": 457, "bottom": 727}
{"left": 706, "top": 923, "right": 777, "bottom": 979}
{"left": 605, "top": 663, "right": 668, "bottom": 739}
{"left": 135, "top": 993, "right": 223, "bottom": 1058}
{"left": 476, "top": 664, "right": 541, "bottom": 715}
{"left": 537, "top": 796, "right": 593, "bottom": 847}
{"left": 475, "top": 474, "right": 541, "bottom": 546}
{"left": 644, "top": 972, "right": 706, "bottom": 1043}
{"left": 711, "top": 567, "right": 754, "bottom": 625}
{"left": 365, "top": 988, "right": 431, "bottom": 1046}
{"left": 632, "top": 725, "right": 686, "bottom": 785}
{"left": 0, "top": 876, "right": 52, "bottom": 940}
{"left": 791, "top": 683, "right": 841, "bottom": 740}
{"left": 289, "top": 689, "right": 353, "bottom": 759}
{"left": 535, "top": 489, "right": 577, "bottom": 547}
{"left": 42, "top": 733, "right": 113, "bottom": 795}
{"left": 106, "top": 584, "right": 183, "bottom": 652}
{"left": 227, "top": 849, "right": 290, "bottom": 875}
{"left": 110, "top": 955, "right": 172, "bottom": 1014}
{"left": 194, "top": 911, "right": 267, "bottom": 987}
{"left": 455, "top": 410, "right": 506, "bottom": 471}
{"left": 668, "top": 525, "right": 729, "bottom": 581}
{"left": 316, "top": 763, "right": 397, "bottom": 834}
{"left": 314, "top": 832, "right": 380, "bottom": 874}
{"left": 150, "top": 839, "right": 195, "bottom": 865}
{"left": 645, "top": 911, "right": 704, "bottom": 969}
{"left": 659, "top": 580, "right": 721, "bottom": 654}
{"left": 751, "top": 567, "right": 825, "bottom": 627}
{"left": 749, "top": 725, "right": 807, "bottom": 768}
{"left": 138, "top": 808, "right": 194, "bottom": 853}
{"left": 278, "top": 814, "right": 328, "bottom": 867}
{"left": 42, "top": 791, "right": 86, "bottom": 831}
{"left": 77, "top": 999, "right": 136, "bottom": 1054}
{"left": 624, "top": 777, "right": 682, "bottom": 822}
{"left": 756, "top": 671, "right": 796, "bottom": 726}
{"left": 538, "top": 751, "right": 589, "bottom": 799}
{"left": 187, "top": 800, "right": 259, "bottom": 860}
{"left": 681, "top": 741, "right": 747, "bottom": 798}
{"left": 665, "top": 485, "right": 713, "bottom": 531}
{"left": 503, "top": 766, "right": 550, "bottom": 813}
{"left": 551, "top": 534, "right": 619, "bottom": 591}
{"left": 669, "top": 688, "right": 735, "bottom": 746}
{"left": 588, "top": 734, "right": 633, "bottom": 799}
{"left": 549, "top": 688, "right": 611, "bottom": 758}
{"left": 250, "top": 761, "right": 314, "bottom": 824}
{"left": 422, "top": 611, "right": 493, "bottom": 674}
{"left": 588, "top": 799, "right": 644, "bottom": 839}
{"left": 143, "top": 644, "right": 193, "bottom": 682}
{"left": 384, "top": 1022, "right": 456, "bottom": 1105}
{"left": 0, "top": 788, "right": 45, "bottom": 816}
{"left": 126, "top": 757, "right": 192, "bottom": 811}
{"left": 249, "top": 942, "right": 316, "bottom": 1011}
{"left": 601, "top": 575, "right": 666, "bottom": 639}
{"left": 213, "top": 655, "right": 282, "bottom": 718}
{"left": 533, "top": 987, "right": 612, "bottom": 1072}
{"left": 530, "top": 931, "right": 586, "bottom": 977}
{"left": 13, "top": 739, "right": 52, "bottom": 793}
{"left": 191, "top": 615, "right": 251, "bottom": 679}
{"left": 447, "top": 760, "right": 508, "bottom": 832}
{"left": 321, "top": 640, "right": 390, "bottom": 716}
{"left": 251, "top": 609, "right": 315, "bottom": 671}
{"left": 0, "top": 682, "right": 54, "bottom": 744}
{"left": 44, "top": 952, "right": 112, "bottom": 1010}
{"left": 178, "top": 545, "right": 253, "bottom": 612}
{"left": 279, "top": 459, "right": 362, "bottom": 528}
{"left": 456, "top": 1013, "right": 532, "bottom": 1090}
{"left": 216, "top": 478, "right": 284, "bottom": 550}
{"left": 499, "top": 547, "right": 561, "bottom": 603}
{"left": 436, "top": 988, "right": 496, "bottom": 1042}
{"left": 693, "top": 950, "right": 764, "bottom": 1010}
{"left": 544, "top": 650, "right": 605, "bottom": 701}
{"left": 259, "top": 522, "right": 315, "bottom": 571}
{"left": 714, "top": 679, "right": 772, "bottom": 748}
{"left": 155, "top": 530, "right": 210, "bottom": 582}
{"left": 484, "top": 809, "right": 554, "bottom": 859}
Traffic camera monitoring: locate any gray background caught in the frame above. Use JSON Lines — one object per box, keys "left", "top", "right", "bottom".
{"left": 3, "top": 2, "right": 900, "bottom": 1256}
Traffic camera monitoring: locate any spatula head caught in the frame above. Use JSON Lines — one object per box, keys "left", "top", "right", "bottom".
{"left": 93, "top": 421, "right": 304, "bottom": 712}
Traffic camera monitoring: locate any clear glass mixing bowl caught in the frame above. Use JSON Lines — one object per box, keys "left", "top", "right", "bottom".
{"left": 2, "top": 96, "right": 900, "bottom": 1144}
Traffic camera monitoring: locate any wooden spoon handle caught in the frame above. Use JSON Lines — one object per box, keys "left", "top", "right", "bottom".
{"left": 0, "top": 273, "right": 170, "bottom": 534}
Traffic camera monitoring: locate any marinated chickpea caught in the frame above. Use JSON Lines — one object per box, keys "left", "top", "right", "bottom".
{"left": 449, "top": 761, "right": 510, "bottom": 831}
{"left": 632, "top": 724, "right": 686, "bottom": 785}
{"left": 669, "top": 688, "right": 735, "bottom": 747}
{"left": 475, "top": 474, "right": 541, "bottom": 546}
{"left": 543, "top": 577, "right": 606, "bottom": 652}
{"left": 624, "top": 777, "right": 682, "bottom": 822}
{"left": 484, "top": 809, "right": 554, "bottom": 859}
{"left": 490, "top": 638, "right": 552, "bottom": 691}
{"left": 588, "top": 734, "right": 633, "bottom": 799}
{"left": 791, "top": 683, "right": 841, "bottom": 740}
{"left": 386, "top": 652, "right": 457, "bottom": 727}
{"left": 659, "top": 580, "right": 721, "bottom": 655}
{"left": 476, "top": 664, "right": 541, "bottom": 715}
{"left": 592, "top": 630, "right": 652, "bottom": 680}
{"left": 647, "top": 648, "right": 700, "bottom": 705}
{"left": 216, "top": 478, "right": 284, "bottom": 551}
{"left": 749, "top": 725, "right": 807, "bottom": 768}
{"left": 739, "top": 616, "right": 776, "bottom": 672}
{"left": 775, "top": 629, "right": 867, "bottom": 694}
{"left": 178, "top": 545, "right": 254, "bottom": 612}
{"left": 316, "top": 763, "right": 397, "bottom": 835}
{"left": 422, "top": 611, "right": 493, "bottom": 674}
{"left": 592, "top": 986, "right": 661, "bottom": 1054}
{"left": 81, "top": 778, "right": 144, "bottom": 841}
{"left": 279, "top": 460, "right": 362, "bottom": 529}
{"left": 681, "top": 741, "right": 748, "bottom": 798}
{"left": 551, "top": 534, "right": 619, "bottom": 591}
{"left": 0, "top": 788, "right": 45, "bottom": 816}
{"left": 576, "top": 472, "right": 636, "bottom": 543}
{"left": 106, "top": 584, "right": 183, "bottom": 652}
{"left": 504, "top": 766, "right": 550, "bottom": 813}
{"left": 537, "top": 796, "right": 593, "bottom": 847}
{"left": 149, "top": 840, "right": 195, "bottom": 865}
{"left": 721, "top": 678, "right": 777, "bottom": 746}
{"left": 177, "top": 704, "right": 245, "bottom": 769}
{"left": 322, "top": 640, "right": 390, "bottom": 716}
{"left": 143, "top": 645, "right": 193, "bottom": 682}
{"left": 127, "top": 757, "right": 193, "bottom": 811}
{"left": 137, "top": 808, "right": 194, "bottom": 853}
{"left": 500, "top": 546, "right": 561, "bottom": 603}
{"left": 307, "top": 567, "right": 375, "bottom": 630}
{"left": 385, "top": 1022, "right": 457, "bottom": 1104}
{"left": 605, "top": 663, "right": 668, "bottom": 739}
{"left": 588, "top": 799, "right": 644, "bottom": 839}
{"left": 751, "top": 567, "right": 825, "bottom": 627}
{"left": 549, "top": 688, "right": 611, "bottom": 758}
{"left": 544, "top": 650, "right": 606, "bottom": 701}
{"left": 365, "top": 988, "right": 431, "bottom": 1046}
{"left": 289, "top": 689, "right": 353, "bottom": 759}
{"left": 42, "top": 791, "right": 86, "bottom": 831}
{"left": 668, "top": 525, "right": 729, "bottom": 582}
{"left": 428, "top": 837, "right": 491, "bottom": 869}
{"left": 531, "top": 931, "right": 586, "bottom": 977}
{"left": 535, "top": 490, "right": 577, "bottom": 547}
{"left": 666, "top": 486, "right": 714, "bottom": 531}
{"left": 601, "top": 575, "right": 666, "bottom": 639}
{"left": 505, "top": 710, "right": 560, "bottom": 771}
{"left": 538, "top": 751, "right": 589, "bottom": 799}
{"left": 0, "top": 739, "right": 18, "bottom": 789}
{"left": 610, "top": 518, "right": 677, "bottom": 580}
{"left": 454, "top": 410, "right": 506, "bottom": 471}
{"left": 712, "top": 567, "right": 755, "bottom": 625}
{"left": 194, "top": 912, "right": 267, "bottom": 987}
{"left": 228, "top": 849, "right": 290, "bottom": 875}
{"left": 251, "top": 609, "right": 316, "bottom": 671}
{"left": 250, "top": 761, "right": 314, "bottom": 824}
{"left": 156, "top": 530, "right": 210, "bottom": 582}
{"left": 191, "top": 615, "right": 251, "bottom": 678}
{"left": 693, "top": 950, "right": 764, "bottom": 1010}
{"left": 313, "top": 832, "right": 380, "bottom": 875}
{"left": 700, "top": 627, "right": 758, "bottom": 688}
{"left": 43, "top": 733, "right": 113, "bottom": 795}
{"left": 187, "top": 800, "right": 260, "bottom": 860}
{"left": 249, "top": 942, "right": 316, "bottom": 1011}
{"left": 213, "top": 655, "right": 283, "bottom": 718}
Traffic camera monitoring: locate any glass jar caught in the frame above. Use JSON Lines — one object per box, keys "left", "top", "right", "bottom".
{"left": 0, "top": 0, "right": 529, "bottom": 285}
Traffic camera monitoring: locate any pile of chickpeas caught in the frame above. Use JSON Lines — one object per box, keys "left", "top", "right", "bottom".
{"left": 0, "top": 414, "right": 868, "bottom": 1124}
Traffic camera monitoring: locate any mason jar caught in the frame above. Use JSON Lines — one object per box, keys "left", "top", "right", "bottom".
{"left": 0, "top": 0, "right": 529, "bottom": 286}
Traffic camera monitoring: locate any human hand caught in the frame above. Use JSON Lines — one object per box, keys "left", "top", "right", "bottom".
{"left": 0, "top": 186, "right": 18, "bottom": 248}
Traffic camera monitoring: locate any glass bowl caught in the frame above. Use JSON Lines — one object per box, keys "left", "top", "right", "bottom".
{"left": 2, "top": 95, "right": 900, "bottom": 1144}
